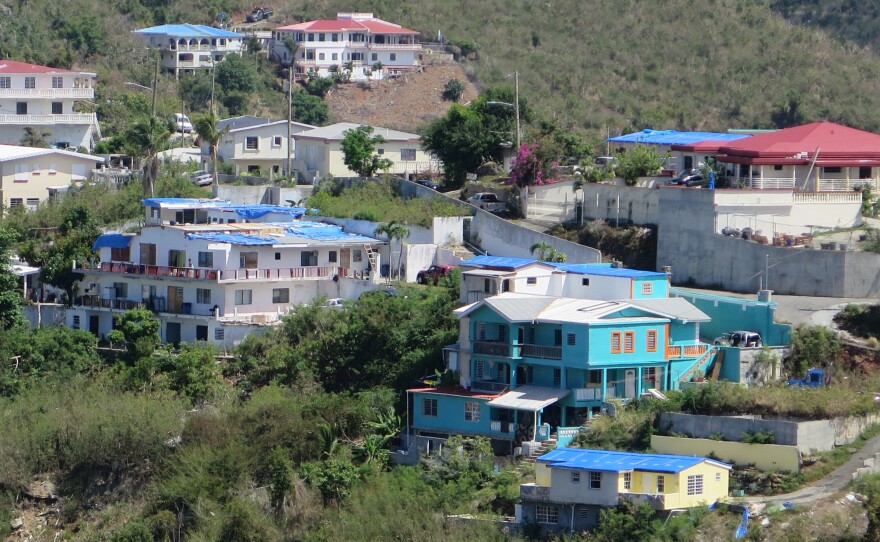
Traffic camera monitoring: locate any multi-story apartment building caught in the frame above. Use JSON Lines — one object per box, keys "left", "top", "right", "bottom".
{"left": 200, "top": 117, "right": 316, "bottom": 177}
{"left": 0, "top": 60, "right": 100, "bottom": 150}
{"left": 134, "top": 24, "right": 245, "bottom": 77}
{"left": 408, "top": 256, "right": 714, "bottom": 453}
{"left": 270, "top": 13, "right": 421, "bottom": 81}
{"left": 70, "top": 198, "right": 381, "bottom": 346}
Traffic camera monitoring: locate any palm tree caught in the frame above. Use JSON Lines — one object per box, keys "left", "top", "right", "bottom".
{"left": 126, "top": 118, "right": 171, "bottom": 197}
{"left": 531, "top": 241, "right": 567, "bottom": 262}
{"left": 374, "top": 221, "right": 409, "bottom": 281}
{"left": 192, "top": 112, "right": 230, "bottom": 186}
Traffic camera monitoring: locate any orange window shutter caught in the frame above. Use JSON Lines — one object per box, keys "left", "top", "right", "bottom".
{"left": 624, "top": 331, "right": 635, "bottom": 353}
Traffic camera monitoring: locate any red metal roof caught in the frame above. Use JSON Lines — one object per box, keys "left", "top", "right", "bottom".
{"left": 671, "top": 139, "right": 742, "bottom": 153}
{"left": 358, "top": 19, "right": 419, "bottom": 34}
{"left": 0, "top": 60, "right": 81, "bottom": 74}
{"left": 276, "top": 15, "right": 418, "bottom": 35}
{"left": 716, "top": 122, "right": 880, "bottom": 165}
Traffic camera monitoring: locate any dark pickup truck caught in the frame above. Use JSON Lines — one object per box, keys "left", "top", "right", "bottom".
{"left": 246, "top": 7, "right": 273, "bottom": 22}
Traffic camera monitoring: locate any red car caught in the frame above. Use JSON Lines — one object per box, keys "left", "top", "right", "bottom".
{"left": 417, "top": 265, "right": 454, "bottom": 285}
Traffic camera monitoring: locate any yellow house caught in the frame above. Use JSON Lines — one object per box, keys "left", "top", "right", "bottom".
{"left": 519, "top": 448, "right": 730, "bottom": 531}
{"left": 292, "top": 122, "right": 439, "bottom": 179}
{"left": 0, "top": 145, "right": 104, "bottom": 211}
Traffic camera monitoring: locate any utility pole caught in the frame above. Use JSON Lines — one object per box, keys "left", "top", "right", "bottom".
{"left": 765, "top": 253, "right": 770, "bottom": 291}
{"left": 210, "top": 62, "right": 216, "bottom": 115}
{"left": 151, "top": 54, "right": 158, "bottom": 117}
{"left": 513, "top": 70, "right": 521, "bottom": 152}
{"left": 287, "top": 66, "right": 292, "bottom": 184}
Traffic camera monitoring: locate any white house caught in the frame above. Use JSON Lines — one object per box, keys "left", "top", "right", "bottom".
{"left": 292, "top": 122, "right": 438, "bottom": 179}
{"left": 0, "top": 60, "right": 100, "bottom": 150}
{"left": 134, "top": 24, "right": 245, "bottom": 77}
{"left": 201, "top": 117, "right": 315, "bottom": 177}
{"left": 270, "top": 12, "right": 421, "bottom": 81}
{"left": 70, "top": 198, "right": 382, "bottom": 346}
{"left": 0, "top": 145, "right": 104, "bottom": 210}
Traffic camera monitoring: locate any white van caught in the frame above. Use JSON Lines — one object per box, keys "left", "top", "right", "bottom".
{"left": 173, "top": 113, "right": 193, "bottom": 133}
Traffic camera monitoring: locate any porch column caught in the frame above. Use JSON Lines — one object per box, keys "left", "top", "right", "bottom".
{"left": 846, "top": 168, "right": 851, "bottom": 191}
{"left": 509, "top": 361, "right": 518, "bottom": 387}
{"left": 561, "top": 406, "right": 567, "bottom": 426}
{"left": 601, "top": 369, "right": 607, "bottom": 402}
{"left": 560, "top": 367, "right": 567, "bottom": 389}
{"left": 636, "top": 367, "right": 643, "bottom": 398}
{"left": 533, "top": 410, "right": 538, "bottom": 441}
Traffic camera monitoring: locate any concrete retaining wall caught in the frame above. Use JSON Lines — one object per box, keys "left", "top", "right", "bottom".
{"left": 22, "top": 303, "right": 67, "bottom": 328}
{"left": 214, "top": 185, "right": 308, "bottom": 206}
{"left": 651, "top": 435, "right": 801, "bottom": 472}
{"left": 660, "top": 412, "right": 880, "bottom": 453}
{"left": 470, "top": 209, "right": 601, "bottom": 263}
{"left": 528, "top": 181, "right": 661, "bottom": 226}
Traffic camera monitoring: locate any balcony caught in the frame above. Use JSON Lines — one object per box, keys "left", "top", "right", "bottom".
{"left": 218, "top": 266, "right": 345, "bottom": 281}
{"left": 574, "top": 387, "right": 602, "bottom": 401}
{"left": 0, "top": 88, "right": 94, "bottom": 99}
{"left": 473, "top": 340, "right": 511, "bottom": 357}
{"left": 472, "top": 380, "right": 510, "bottom": 393}
{"left": 522, "top": 344, "right": 562, "bottom": 360}
{"left": 94, "top": 261, "right": 219, "bottom": 280}
{"left": 489, "top": 420, "right": 515, "bottom": 434}
{"left": 520, "top": 484, "right": 551, "bottom": 502}
{"left": 666, "top": 344, "right": 708, "bottom": 359}
{"left": 0, "top": 113, "right": 97, "bottom": 125}
{"left": 368, "top": 43, "right": 421, "bottom": 50}
{"left": 76, "top": 296, "right": 143, "bottom": 311}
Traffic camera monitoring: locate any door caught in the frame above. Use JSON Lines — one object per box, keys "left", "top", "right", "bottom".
{"left": 166, "top": 322, "right": 181, "bottom": 345}
{"left": 196, "top": 325, "right": 208, "bottom": 342}
{"left": 140, "top": 243, "right": 157, "bottom": 266}
{"left": 89, "top": 315, "right": 100, "bottom": 336}
{"left": 340, "top": 248, "right": 351, "bottom": 268}
{"left": 167, "top": 286, "right": 183, "bottom": 313}
{"left": 625, "top": 369, "right": 636, "bottom": 398}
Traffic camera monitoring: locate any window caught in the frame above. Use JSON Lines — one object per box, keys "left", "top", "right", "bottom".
{"left": 168, "top": 249, "right": 187, "bottom": 268}
{"left": 9, "top": 198, "right": 22, "bottom": 208}
{"left": 401, "top": 148, "right": 416, "bottom": 161}
{"left": 624, "top": 331, "right": 635, "bottom": 353}
{"left": 328, "top": 250, "right": 337, "bottom": 263}
{"left": 331, "top": 33, "right": 338, "bottom": 41}
{"left": 49, "top": 101, "right": 62, "bottom": 114}
{"left": 245, "top": 137, "right": 259, "bottom": 150}
{"left": 477, "top": 322, "right": 486, "bottom": 340}
{"left": 110, "top": 247, "right": 130, "bottom": 262}
{"left": 554, "top": 329, "right": 562, "bottom": 346}
{"left": 272, "top": 288, "right": 290, "bottom": 303}
{"left": 567, "top": 333, "right": 576, "bottom": 346}
{"left": 582, "top": 278, "right": 590, "bottom": 286}
{"left": 272, "top": 136, "right": 283, "bottom": 147}
{"left": 307, "top": 33, "right": 314, "bottom": 41}
{"left": 423, "top": 398, "right": 438, "bottom": 417}
{"left": 318, "top": 33, "right": 325, "bottom": 42}
{"left": 240, "top": 252, "right": 258, "bottom": 269}
{"left": 526, "top": 277, "right": 537, "bottom": 285}
{"left": 589, "top": 471, "right": 601, "bottom": 490}
{"left": 715, "top": 472, "right": 722, "bottom": 482}
{"left": 300, "top": 250, "right": 318, "bottom": 266}
{"left": 371, "top": 53, "right": 378, "bottom": 61}
{"left": 824, "top": 166, "right": 842, "bottom": 174}
{"left": 623, "top": 472, "right": 632, "bottom": 490}
{"left": 377, "top": 148, "right": 385, "bottom": 155}
{"left": 196, "top": 289, "right": 211, "bottom": 304}
{"left": 352, "top": 249, "right": 362, "bottom": 262}
{"left": 390, "top": 53, "right": 397, "bottom": 61}
{"left": 589, "top": 370, "right": 601, "bottom": 384}
{"left": 72, "top": 315, "right": 80, "bottom": 329}
{"left": 332, "top": 53, "right": 338, "bottom": 60}
{"left": 26, "top": 198, "right": 39, "bottom": 209}
{"left": 657, "top": 475, "right": 665, "bottom": 493}
{"left": 483, "top": 278, "right": 491, "bottom": 293}
{"left": 611, "top": 332, "right": 622, "bottom": 353}
{"left": 196, "top": 325, "right": 208, "bottom": 341}
{"left": 641, "top": 282, "right": 653, "bottom": 296}
{"left": 15, "top": 102, "right": 26, "bottom": 114}
{"left": 571, "top": 472, "right": 580, "bottom": 483}
{"left": 24, "top": 77, "right": 35, "bottom": 89}
{"left": 498, "top": 324, "right": 507, "bottom": 341}
{"left": 553, "top": 368, "right": 561, "bottom": 387}
{"left": 579, "top": 508, "right": 590, "bottom": 520}
{"left": 774, "top": 164, "right": 783, "bottom": 171}
{"left": 274, "top": 252, "right": 281, "bottom": 261}
{"left": 646, "top": 330, "right": 657, "bottom": 352}
{"left": 318, "top": 52, "right": 325, "bottom": 60}
{"left": 644, "top": 367, "right": 657, "bottom": 383}
{"left": 0, "top": 77, "right": 9, "bottom": 88}
{"left": 215, "top": 328, "right": 225, "bottom": 341}
{"left": 113, "top": 282, "right": 128, "bottom": 299}
{"left": 234, "top": 289, "right": 252, "bottom": 305}
{"left": 464, "top": 401, "right": 479, "bottom": 421}
{"left": 197, "top": 251, "right": 213, "bottom": 268}
{"left": 536, "top": 505, "right": 558, "bottom": 524}
{"left": 683, "top": 155, "right": 693, "bottom": 170}
{"left": 687, "top": 474, "right": 703, "bottom": 495}
{"left": 474, "top": 360, "right": 485, "bottom": 380}
{"left": 527, "top": 327, "right": 536, "bottom": 344}
{"left": 52, "top": 76, "right": 63, "bottom": 88}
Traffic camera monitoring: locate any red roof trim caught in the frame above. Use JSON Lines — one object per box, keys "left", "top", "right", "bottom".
{"left": 408, "top": 386, "right": 501, "bottom": 400}
{"left": 0, "top": 60, "right": 86, "bottom": 75}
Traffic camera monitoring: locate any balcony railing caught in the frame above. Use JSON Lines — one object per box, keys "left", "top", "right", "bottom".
{"left": 368, "top": 43, "right": 421, "bottom": 50}
{"left": 0, "top": 113, "right": 97, "bottom": 125}
{"left": 472, "top": 380, "right": 510, "bottom": 393}
{"left": 473, "top": 341, "right": 510, "bottom": 357}
{"left": 793, "top": 191, "right": 863, "bottom": 204}
{"left": 489, "top": 421, "right": 515, "bottom": 434}
{"left": 574, "top": 387, "right": 602, "bottom": 401}
{"left": 520, "top": 484, "right": 551, "bottom": 501}
{"left": 666, "top": 344, "right": 708, "bottom": 359}
{"left": 467, "top": 291, "right": 490, "bottom": 303}
{"left": 522, "top": 344, "right": 562, "bottom": 360}
{"left": 76, "top": 296, "right": 143, "bottom": 311}
{"left": 0, "top": 88, "right": 94, "bottom": 99}
{"left": 97, "top": 261, "right": 219, "bottom": 280}
{"left": 218, "top": 266, "right": 344, "bottom": 281}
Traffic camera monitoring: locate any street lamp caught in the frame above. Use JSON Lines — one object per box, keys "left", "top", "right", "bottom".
{"left": 484, "top": 71, "right": 521, "bottom": 151}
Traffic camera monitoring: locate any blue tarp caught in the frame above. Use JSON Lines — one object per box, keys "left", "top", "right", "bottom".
{"left": 537, "top": 448, "right": 731, "bottom": 474}
{"left": 549, "top": 263, "right": 668, "bottom": 278}
{"left": 234, "top": 206, "right": 307, "bottom": 220}
{"left": 281, "top": 222, "right": 376, "bottom": 243}
{"left": 607, "top": 129, "right": 750, "bottom": 146}
{"left": 460, "top": 255, "right": 540, "bottom": 270}
{"left": 186, "top": 233, "right": 277, "bottom": 246}
{"left": 142, "top": 198, "right": 230, "bottom": 209}
{"left": 92, "top": 233, "right": 133, "bottom": 250}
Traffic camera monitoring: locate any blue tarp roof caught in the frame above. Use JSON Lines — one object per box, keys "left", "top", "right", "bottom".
{"left": 185, "top": 223, "right": 377, "bottom": 246}
{"left": 538, "top": 448, "right": 731, "bottom": 473}
{"left": 281, "top": 222, "right": 376, "bottom": 243}
{"left": 186, "top": 233, "right": 277, "bottom": 246}
{"left": 234, "top": 206, "right": 306, "bottom": 219}
{"left": 460, "top": 255, "right": 540, "bottom": 270}
{"left": 135, "top": 24, "right": 243, "bottom": 38}
{"left": 142, "top": 199, "right": 307, "bottom": 219}
{"left": 607, "top": 129, "right": 750, "bottom": 146}
{"left": 550, "top": 263, "right": 668, "bottom": 278}
{"left": 92, "top": 233, "right": 133, "bottom": 250}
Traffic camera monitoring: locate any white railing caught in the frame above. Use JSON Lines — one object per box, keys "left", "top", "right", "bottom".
{"left": 490, "top": 421, "right": 514, "bottom": 434}
{"left": 793, "top": 191, "right": 863, "bottom": 204}
{"left": 817, "top": 178, "right": 880, "bottom": 192}
{"left": 369, "top": 43, "right": 421, "bottom": 50}
{"left": 0, "top": 113, "right": 96, "bottom": 124}
{"left": 574, "top": 388, "right": 601, "bottom": 401}
{"left": 742, "top": 177, "right": 796, "bottom": 190}
{"left": 0, "top": 88, "right": 94, "bottom": 99}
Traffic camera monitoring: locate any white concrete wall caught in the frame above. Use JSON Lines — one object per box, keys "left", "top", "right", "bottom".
{"left": 404, "top": 244, "right": 437, "bottom": 282}
{"left": 471, "top": 209, "right": 601, "bottom": 263}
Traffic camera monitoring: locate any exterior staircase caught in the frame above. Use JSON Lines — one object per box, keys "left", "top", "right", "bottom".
{"left": 363, "top": 244, "right": 378, "bottom": 278}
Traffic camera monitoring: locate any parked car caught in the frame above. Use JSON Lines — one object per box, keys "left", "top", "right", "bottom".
{"left": 713, "top": 331, "right": 762, "bottom": 348}
{"left": 467, "top": 192, "right": 506, "bottom": 212}
{"left": 594, "top": 156, "right": 619, "bottom": 170}
{"left": 416, "top": 179, "right": 440, "bottom": 190}
{"left": 173, "top": 113, "right": 193, "bottom": 133}
{"left": 246, "top": 7, "right": 273, "bottom": 22}
{"left": 325, "top": 298, "right": 346, "bottom": 309}
{"left": 667, "top": 168, "right": 703, "bottom": 187}
{"left": 417, "top": 264, "right": 454, "bottom": 285}
{"left": 189, "top": 170, "right": 213, "bottom": 186}
{"left": 359, "top": 287, "right": 399, "bottom": 300}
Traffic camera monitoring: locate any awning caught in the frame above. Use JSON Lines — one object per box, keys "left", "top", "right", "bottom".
{"left": 92, "top": 233, "right": 133, "bottom": 250}
{"left": 462, "top": 269, "right": 513, "bottom": 277}
{"left": 487, "top": 385, "right": 570, "bottom": 411}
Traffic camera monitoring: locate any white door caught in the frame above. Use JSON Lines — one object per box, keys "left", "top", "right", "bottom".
{"left": 625, "top": 369, "right": 636, "bottom": 398}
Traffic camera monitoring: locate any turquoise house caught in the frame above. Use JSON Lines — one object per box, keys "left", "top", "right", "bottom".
{"left": 408, "top": 288, "right": 713, "bottom": 453}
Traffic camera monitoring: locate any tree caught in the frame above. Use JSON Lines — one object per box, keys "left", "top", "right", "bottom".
{"left": 0, "top": 227, "right": 23, "bottom": 330}
{"left": 125, "top": 118, "right": 171, "bottom": 197}
{"left": 20, "top": 127, "right": 52, "bottom": 148}
{"left": 442, "top": 78, "right": 465, "bottom": 102}
{"left": 341, "top": 125, "right": 392, "bottom": 177}
{"left": 301, "top": 458, "right": 360, "bottom": 506}
{"left": 509, "top": 142, "right": 556, "bottom": 187}
{"left": 107, "top": 308, "right": 160, "bottom": 364}
{"left": 192, "top": 112, "right": 230, "bottom": 186}
{"left": 785, "top": 324, "right": 840, "bottom": 376}
{"left": 616, "top": 144, "right": 664, "bottom": 186}
{"left": 375, "top": 221, "right": 409, "bottom": 280}
{"left": 290, "top": 91, "right": 329, "bottom": 125}
{"left": 260, "top": 447, "right": 293, "bottom": 516}
{"left": 530, "top": 241, "right": 567, "bottom": 262}
{"left": 215, "top": 54, "right": 258, "bottom": 94}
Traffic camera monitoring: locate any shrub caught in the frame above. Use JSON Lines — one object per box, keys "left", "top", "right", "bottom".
{"left": 741, "top": 430, "right": 776, "bottom": 444}
{"left": 785, "top": 324, "right": 840, "bottom": 376}
{"left": 443, "top": 79, "right": 466, "bottom": 101}
{"left": 616, "top": 145, "right": 665, "bottom": 185}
